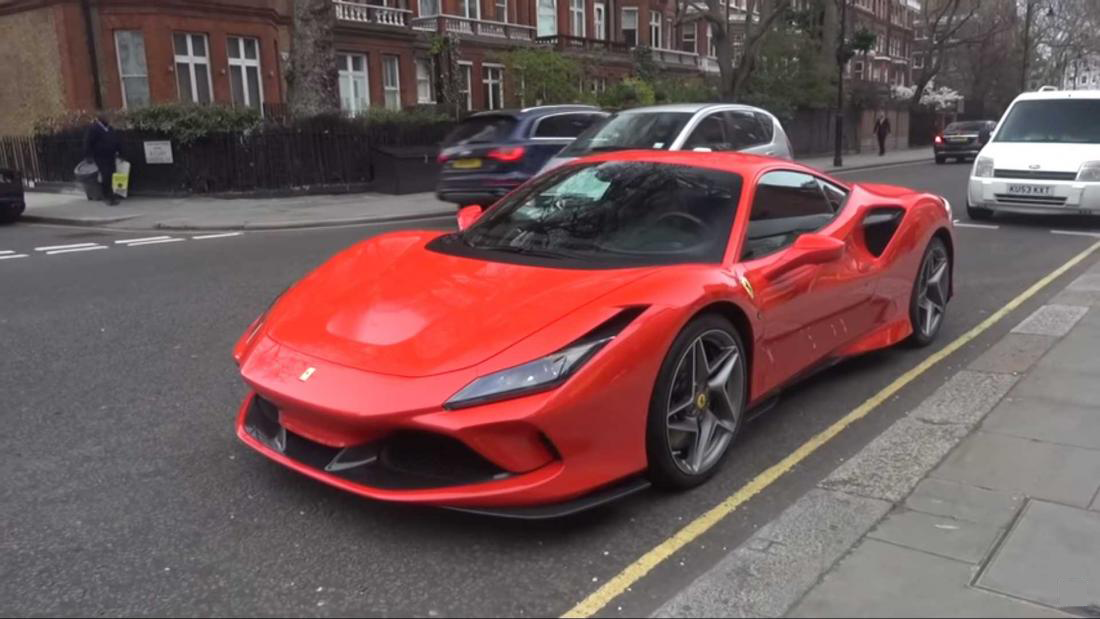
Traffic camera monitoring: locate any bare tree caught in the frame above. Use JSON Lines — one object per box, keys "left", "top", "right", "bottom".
{"left": 288, "top": 0, "right": 340, "bottom": 117}
{"left": 678, "top": 0, "right": 794, "bottom": 100}
{"left": 909, "top": 0, "right": 984, "bottom": 109}
{"left": 1028, "top": 0, "right": 1100, "bottom": 88}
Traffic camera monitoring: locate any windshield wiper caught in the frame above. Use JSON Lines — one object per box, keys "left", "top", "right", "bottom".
{"left": 476, "top": 243, "right": 574, "bottom": 259}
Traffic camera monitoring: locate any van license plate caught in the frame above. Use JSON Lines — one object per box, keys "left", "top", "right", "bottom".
{"left": 1007, "top": 184, "right": 1053, "bottom": 197}
{"left": 452, "top": 158, "right": 482, "bottom": 169}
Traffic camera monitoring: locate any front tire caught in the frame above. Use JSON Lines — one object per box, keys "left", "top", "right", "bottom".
{"left": 907, "top": 238, "right": 952, "bottom": 347}
{"left": 646, "top": 314, "right": 747, "bottom": 490}
{"left": 967, "top": 203, "right": 993, "bottom": 221}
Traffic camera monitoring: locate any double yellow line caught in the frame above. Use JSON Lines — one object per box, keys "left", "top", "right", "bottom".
{"left": 563, "top": 240, "right": 1100, "bottom": 619}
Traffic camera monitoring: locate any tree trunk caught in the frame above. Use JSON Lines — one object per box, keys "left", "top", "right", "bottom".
{"left": 288, "top": 0, "right": 339, "bottom": 117}
{"left": 715, "top": 25, "right": 736, "bottom": 100}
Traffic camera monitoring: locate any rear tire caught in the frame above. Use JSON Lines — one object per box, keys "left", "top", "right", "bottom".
{"left": 907, "top": 238, "right": 951, "bottom": 348}
{"left": 935, "top": 155, "right": 946, "bottom": 164}
{"left": 646, "top": 314, "right": 747, "bottom": 490}
{"left": 967, "top": 203, "right": 993, "bottom": 221}
{"left": 0, "top": 202, "right": 23, "bottom": 225}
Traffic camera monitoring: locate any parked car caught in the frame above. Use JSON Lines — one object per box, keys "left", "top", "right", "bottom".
{"left": 540, "top": 103, "right": 793, "bottom": 174}
{"left": 0, "top": 168, "right": 25, "bottom": 224}
{"left": 967, "top": 89, "right": 1100, "bottom": 220}
{"left": 435, "top": 105, "right": 608, "bottom": 205}
{"left": 933, "top": 120, "right": 997, "bottom": 164}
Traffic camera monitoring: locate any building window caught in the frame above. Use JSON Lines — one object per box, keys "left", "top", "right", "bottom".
{"left": 495, "top": 0, "right": 507, "bottom": 21}
{"left": 666, "top": 17, "right": 672, "bottom": 49}
{"left": 483, "top": 65, "right": 504, "bottom": 110}
{"left": 913, "top": 54, "right": 924, "bottom": 69}
{"left": 708, "top": 24, "right": 716, "bottom": 57}
{"left": 649, "top": 12, "right": 662, "bottom": 49}
{"left": 114, "top": 30, "right": 149, "bottom": 109}
{"left": 416, "top": 58, "right": 434, "bottom": 104}
{"left": 622, "top": 7, "right": 638, "bottom": 46}
{"left": 173, "top": 33, "right": 212, "bottom": 104}
{"left": 338, "top": 53, "right": 369, "bottom": 115}
{"left": 458, "top": 62, "right": 472, "bottom": 111}
{"left": 459, "top": 0, "right": 479, "bottom": 18}
{"left": 538, "top": 0, "right": 557, "bottom": 37}
{"left": 594, "top": 2, "right": 606, "bottom": 40}
{"left": 382, "top": 55, "right": 401, "bottom": 110}
{"left": 570, "top": 0, "right": 585, "bottom": 37}
{"left": 227, "top": 36, "right": 263, "bottom": 110}
{"left": 852, "top": 60, "right": 864, "bottom": 80}
{"left": 683, "top": 26, "right": 696, "bottom": 54}
{"left": 419, "top": 0, "right": 439, "bottom": 16}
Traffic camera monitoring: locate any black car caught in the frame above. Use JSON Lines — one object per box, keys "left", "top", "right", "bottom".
{"left": 934, "top": 120, "right": 997, "bottom": 164}
{"left": 0, "top": 168, "right": 25, "bottom": 224}
{"left": 436, "top": 105, "right": 607, "bottom": 206}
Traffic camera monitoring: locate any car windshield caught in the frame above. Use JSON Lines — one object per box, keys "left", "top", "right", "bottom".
{"left": 437, "top": 161, "right": 743, "bottom": 267}
{"left": 443, "top": 115, "right": 517, "bottom": 145}
{"left": 559, "top": 112, "right": 694, "bottom": 156}
{"left": 994, "top": 100, "right": 1100, "bottom": 143}
{"left": 945, "top": 122, "right": 989, "bottom": 133}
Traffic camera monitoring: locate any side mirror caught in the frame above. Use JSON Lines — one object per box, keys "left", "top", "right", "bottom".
{"left": 457, "top": 204, "right": 483, "bottom": 231}
{"left": 763, "top": 233, "right": 845, "bottom": 280}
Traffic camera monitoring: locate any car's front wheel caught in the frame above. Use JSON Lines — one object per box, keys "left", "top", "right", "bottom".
{"left": 967, "top": 202, "right": 993, "bottom": 221}
{"left": 646, "top": 314, "right": 747, "bottom": 490}
{"left": 907, "top": 237, "right": 952, "bottom": 347}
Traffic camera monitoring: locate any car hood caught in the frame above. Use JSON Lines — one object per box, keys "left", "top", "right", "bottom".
{"left": 979, "top": 142, "right": 1100, "bottom": 173}
{"left": 265, "top": 231, "right": 653, "bottom": 378}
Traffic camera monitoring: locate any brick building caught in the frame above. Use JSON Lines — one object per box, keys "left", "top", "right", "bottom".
{"left": 846, "top": 0, "right": 920, "bottom": 88}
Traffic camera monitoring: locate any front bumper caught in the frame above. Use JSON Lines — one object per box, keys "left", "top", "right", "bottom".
{"left": 967, "top": 177, "right": 1100, "bottom": 214}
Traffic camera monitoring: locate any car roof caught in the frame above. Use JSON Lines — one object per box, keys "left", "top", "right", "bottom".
{"left": 570, "top": 149, "right": 815, "bottom": 178}
{"left": 615, "top": 103, "right": 773, "bottom": 116}
{"left": 1012, "top": 89, "right": 1100, "bottom": 102}
{"left": 468, "top": 105, "right": 603, "bottom": 119}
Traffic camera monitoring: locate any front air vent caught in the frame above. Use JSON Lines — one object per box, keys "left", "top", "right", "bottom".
{"left": 861, "top": 207, "right": 905, "bottom": 258}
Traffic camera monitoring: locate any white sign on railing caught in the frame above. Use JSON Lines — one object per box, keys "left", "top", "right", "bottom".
{"left": 143, "top": 141, "right": 173, "bottom": 165}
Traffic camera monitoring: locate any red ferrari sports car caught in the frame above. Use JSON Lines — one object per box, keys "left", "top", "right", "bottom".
{"left": 234, "top": 151, "right": 955, "bottom": 518}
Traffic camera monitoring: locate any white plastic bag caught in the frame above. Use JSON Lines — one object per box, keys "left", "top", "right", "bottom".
{"left": 112, "top": 159, "right": 131, "bottom": 198}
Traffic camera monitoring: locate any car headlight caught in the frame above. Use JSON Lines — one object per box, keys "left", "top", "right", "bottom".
{"left": 973, "top": 157, "right": 994, "bottom": 178}
{"left": 444, "top": 307, "right": 646, "bottom": 409}
{"left": 1077, "top": 161, "right": 1100, "bottom": 182}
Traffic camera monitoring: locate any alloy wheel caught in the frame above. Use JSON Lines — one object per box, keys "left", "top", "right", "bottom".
{"left": 916, "top": 245, "right": 950, "bottom": 338}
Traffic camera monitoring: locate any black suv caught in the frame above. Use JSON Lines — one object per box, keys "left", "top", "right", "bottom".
{"left": 436, "top": 105, "right": 607, "bottom": 206}
{"left": 0, "top": 168, "right": 25, "bottom": 224}
{"left": 934, "top": 120, "right": 997, "bottom": 163}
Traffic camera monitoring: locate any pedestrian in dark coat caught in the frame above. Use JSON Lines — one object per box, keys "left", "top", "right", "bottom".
{"left": 873, "top": 112, "right": 892, "bottom": 156}
{"left": 83, "top": 114, "right": 122, "bottom": 205}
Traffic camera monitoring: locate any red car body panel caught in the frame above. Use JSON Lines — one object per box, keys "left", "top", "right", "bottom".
{"left": 234, "top": 151, "right": 955, "bottom": 510}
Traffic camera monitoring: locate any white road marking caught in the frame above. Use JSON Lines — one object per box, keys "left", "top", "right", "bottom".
{"left": 0, "top": 253, "right": 29, "bottom": 260}
{"left": 124, "top": 238, "right": 186, "bottom": 247}
{"left": 115, "top": 236, "right": 172, "bottom": 244}
{"left": 35, "top": 242, "right": 101, "bottom": 252}
{"left": 45, "top": 245, "right": 108, "bottom": 255}
{"left": 192, "top": 232, "right": 243, "bottom": 240}
{"left": 1051, "top": 230, "right": 1100, "bottom": 238}
{"left": 0, "top": 250, "right": 14, "bottom": 255}
{"left": 954, "top": 222, "right": 1000, "bottom": 230}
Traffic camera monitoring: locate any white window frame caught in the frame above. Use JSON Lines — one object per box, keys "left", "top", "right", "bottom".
{"left": 227, "top": 36, "right": 264, "bottom": 109}
{"left": 594, "top": 2, "right": 606, "bottom": 40}
{"left": 382, "top": 54, "right": 401, "bottom": 110}
{"left": 622, "top": 7, "right": 638, "bottom": 46}
{"left": 683, "top": 25, "right": 696, "bottom": 54}
{"left": 338, "top": 52, "right": 370, "bottom": 116}
{"left": 538, "top": 0, "right": 557, "bottom": 37}
{"left": 495, "top": 0, "right": 508, "bottom": 22}
{"left": 459, "top": 0, "right": 480, "bottom": 19}
{"left": 708, "top": 24, "right": 716, "bottom": 57}
{"left": 419, "top": 0, "right": 439, "bottom": 16}
{"left": 570, "top": 0, "right": 585, "bottom": 37}
{"left": 650, "top": 12, "right": 662, "bottom": 49}
{"left": 173, "top": 32, "right": 213, "bottom": 104}
{"left": 416, "top": 57, "right": 434, "bottom": 104}
{"left": 115, "top": 30, "right": 149, "bottom": 109}
{"left": 482, "top": 63, "right": 504, "bottom": 111}
{"left": 458, "top": 61, "right": 473, "bottom": 111}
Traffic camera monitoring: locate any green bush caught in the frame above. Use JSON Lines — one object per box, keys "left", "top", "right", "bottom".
{"left": 125, "top": 104, "right": 262, "bottom": 144}
{"left": 598, "top": 78, "right": 656, "bottom": 110}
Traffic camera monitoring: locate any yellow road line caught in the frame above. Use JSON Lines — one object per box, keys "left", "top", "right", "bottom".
{"left": 563, "top": 240, "right": 1100, "bottom": 619}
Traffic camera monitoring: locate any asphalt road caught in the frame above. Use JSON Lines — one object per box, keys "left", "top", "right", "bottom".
{"left": 2, "top": 160, "right": 1098, "bottom": 617}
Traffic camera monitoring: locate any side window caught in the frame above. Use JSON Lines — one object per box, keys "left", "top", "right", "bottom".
{"left": 683, "top": 113, "right": 730, "bottom": 150}
{"left": 742, "top": 171, "right": 836, "bottom": 260}
{"left": 818, "top": 178, "right": 849, "bottom": 212}
{"left": 753, "top": 112, "right": 776, "bottom": 143}
{"left": 534, "top": 113, "right": 603, "bottom": 139}
{"left": 725, "top": 111, "right": 768, "bottom": 149}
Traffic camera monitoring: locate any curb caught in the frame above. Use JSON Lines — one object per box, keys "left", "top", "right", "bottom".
{"left": 20, "top": 208, "right": 457, "bottom": 231}
{"left": 803, "top": 155, "right": 931, "bottom": 174}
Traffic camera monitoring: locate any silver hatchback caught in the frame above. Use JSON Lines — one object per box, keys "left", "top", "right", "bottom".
{"left": 540, "top": 103, "right": 794, "bottom": 173}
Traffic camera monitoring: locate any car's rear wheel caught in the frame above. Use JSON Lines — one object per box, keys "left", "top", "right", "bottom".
{"left": 646, "top": 314, "right": 747, "bottom": 490}
{"left": 0, "top": 202, "right": 24, "bottom": 225}
{"left": 907, "top": 238, "right": 951, "bottom": 347}
{"left": 935, "top": 155, "right": 946, "bottom": 164}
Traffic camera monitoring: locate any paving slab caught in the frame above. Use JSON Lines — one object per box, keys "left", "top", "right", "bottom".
{"left": 977, "top": 500, "right": 1100, "bottom": 612}
{"left": 866, "top": 508, "right": 1004, "bottom": 564}
{"left": 1091, "top": 489, "right": 1100, "bottom": 512}
{"left": 982, "top": 395, "right": 1100, "bottom": 450}
{"left": 904, "top": 478, "right": 1024, "bottom": 528}
{"left": 820, "top": 418, "right": 969, "bottom": 503}
{"left": 789, "top": 539, "right": 1066, "bottom": 618}
{"left": 1010, "top": 366, "right": 1100, "bottom": 409}
{"left": 652, "top": 489, "right": 890, "bottom": 618}
{"left": 907, "top": 371, "right": 1018, "bottom": 427}
{"left": 1010, "top": 304, "right": 1090, "bottom": 337}
{"left": 1067, "top": 272, "right": 1100, "bottom": 292}
{"left": 932, "top": 432, "right": 1100, "bottom": 508}
{"left": 967, "top": 334, "right": 1058, "bottom": 375}
{"left": 1048, "top": 289, "right": 1100, "bottom": 307}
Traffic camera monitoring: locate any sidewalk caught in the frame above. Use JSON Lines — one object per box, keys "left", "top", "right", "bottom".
{"left": 799, "top": 145, "right": 930, "bottom": 173}
{"left": 20, "top": 190, "right": 456, "bottom": 231}
{"left": 657, "top": 258, "right": 1100, "bottom": 618}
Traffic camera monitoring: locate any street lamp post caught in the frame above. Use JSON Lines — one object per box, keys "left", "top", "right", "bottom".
{"left": 834, "top": 0, "right": 849, "bottom": 168}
